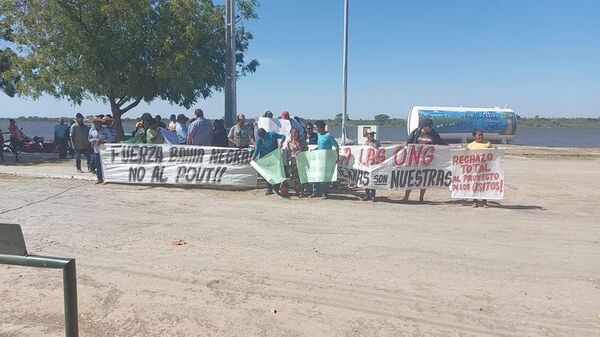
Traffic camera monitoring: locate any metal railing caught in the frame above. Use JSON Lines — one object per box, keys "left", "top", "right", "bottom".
{"left": 0, "top": 223, "right": 79, "bottom": 337}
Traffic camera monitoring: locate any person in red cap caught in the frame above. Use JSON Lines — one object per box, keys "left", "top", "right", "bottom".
{"left": 281, "top": 111, "right": 305, "bottom": 139}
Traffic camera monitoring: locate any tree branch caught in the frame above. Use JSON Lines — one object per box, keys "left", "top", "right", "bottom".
{"left": 116, "top": 95, "right": 129, "bottom": 107}
{"left": 121, "top": 97, "right": 142, "bottom": 114}
{"left": 55, "top": 0, "right": 93, "bottom": 37}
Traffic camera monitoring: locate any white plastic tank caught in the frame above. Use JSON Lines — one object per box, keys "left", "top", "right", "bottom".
{"left": 407, "top": 106, "right": 517, "bottom": 143}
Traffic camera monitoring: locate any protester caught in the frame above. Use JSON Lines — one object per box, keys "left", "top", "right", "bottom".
{"left": 133, "top": 113, "right": 152, "bottom": 138}
{"left": 88, "top": 117, "right": 112, "bottom": 183}
{"left": 146, "top": 118, "right": 165, "bottom": 144}
{"left": 168, "top": 114, "right": 177, "bottom": 131}
{"left": 175, "top": 114, "right": 189, "bottom": 145}
{"left": 283, "top": 127, "right": 307, "bottom": 196}
{"left": 245, "top": 122, "right": 256, "bottom": 146}
{"left": 187, "top": 108, "right": 212, "bottom": 146}
{"left": 311, "top": 120, "right": 339, "bottom": 199}
{"left": 467, "top": 128, "right": 492, "bottom": 207}
{"left": 305, "top": 123, "right": 317, "bottom": 145}
{"left": 228, "top": 114, "right": 252, "bottom": 148}
{"left": 155, "top": 114, "right": 167, "bottom": 128}
{"left": 0, "top": 129, "right": 4, "bottom": 161}
{"left": 403, "top": 118, "right": 447, "bottom": 202}
{"left": 252, "top": 128, "right": 286, "bottom": 195}
{"left": 133, "top": 118, "right": 150, "bottom": 143}
{"left": 212, "top": 119, "right": 229, "bottom": 147}
{"left": 263, "top": 111, "right": 273, "bottom": 118}
{"left": 67, "top": 120, "right": 76, "bottom": 157}
{"left": 281, "top": 111, "right": 305, "bottom": 138}
{"left": 70, "top": 113, "right": 91, "bottom": 173}
{"left": 360, "top": 128, "right": 381, "bottom": 202}
{"left": 103, "top": 115, "right": 116, "bottom": 142}
{"left": 53, "top": 118, "right": 70, "bottom": 159}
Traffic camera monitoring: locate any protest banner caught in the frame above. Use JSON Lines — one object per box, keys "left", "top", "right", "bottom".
{"left": 99, "top": 144, "right": 257, "bottom": 187}
{"left": 449, "top": 148, "right": 504, "bottom": 200}
{"left": 257, "top": 117, "right": 292, "bottom": 144}
{"left": 250, "top": 149, "right": 286, "bottom": 185}
{"left": 296, "top": 150, "right": 338, "bottom": 183}
{"left": 337, "top": 144, "right": 454, "bottom": 190}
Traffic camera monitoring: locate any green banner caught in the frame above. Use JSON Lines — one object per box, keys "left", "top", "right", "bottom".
{"left": 250, "top": 149, "right": 286, "bottom": 185}
{"left": 296, "top": 150, "right": 338, "bottom": 183}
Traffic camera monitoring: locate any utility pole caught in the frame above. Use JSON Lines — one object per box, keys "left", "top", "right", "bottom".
{"left": 225, "top": 0, "right": 237, "bottom": 128}
{"left": 341, "top": 0, "right": 349, "bottom": 145}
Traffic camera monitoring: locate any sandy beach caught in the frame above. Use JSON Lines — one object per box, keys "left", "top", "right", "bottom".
{"left": 1, "top": 146, "right": 599, "bottom": 337}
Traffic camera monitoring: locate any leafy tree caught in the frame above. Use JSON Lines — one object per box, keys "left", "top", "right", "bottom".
{"left": 0, "top": 26, "right": 18, "bottom": 97}
{"left": 0, "top": 0, "right": 259, "bottom": 140}
{"left": 373, "top": 114, "right": 390, "bottom": 124}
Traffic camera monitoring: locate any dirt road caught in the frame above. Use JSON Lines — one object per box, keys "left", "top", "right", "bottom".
{"left": 1, "top": 153, "right": 599, "bottom": 336}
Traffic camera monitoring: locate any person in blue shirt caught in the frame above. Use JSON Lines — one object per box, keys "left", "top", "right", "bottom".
{"left": 53, "top": 118, "right": 70, "bottom": 159}
{"left": 252, "top": 128, "right": 286, "bottom": 195}
{"left": 311, "top": 120, "right": 339, "bottom": 199}
{"left": 175, "top": 114, "right": 189, "bottom": 144}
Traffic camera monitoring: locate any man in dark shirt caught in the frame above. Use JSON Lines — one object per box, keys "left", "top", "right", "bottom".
{"left": 305, "top": 123, "right": 318, "bottom": 145}
{"left": 403, "top": 118, "right": 447, "bottom": 202}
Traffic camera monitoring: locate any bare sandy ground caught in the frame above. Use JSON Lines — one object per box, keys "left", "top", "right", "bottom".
{"left": 1, "top": 147, "right": 599, "bottom": 336}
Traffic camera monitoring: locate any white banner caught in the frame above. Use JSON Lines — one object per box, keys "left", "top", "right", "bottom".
{"left": 449, "top": 148, "right": 505, "bottom": 200}
{"left": 99, "top": 144, "right": 257, "bottom": 187}
{"left": 337, "top": 144, "right": 453, "bottom": 190}
{"left": 337, "top": 145, "right": 505, "bottom": 199}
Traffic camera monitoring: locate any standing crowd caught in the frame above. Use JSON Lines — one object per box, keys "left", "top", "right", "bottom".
{"left": 3, "top": 110, "right": 493, "bottom": 207}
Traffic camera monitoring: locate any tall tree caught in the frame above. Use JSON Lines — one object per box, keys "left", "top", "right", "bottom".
{"left": 0, "top": 0, "right": 259, "bottom": 140}
{"left": 0, "top": 26, "right": 18, "bottom": 97}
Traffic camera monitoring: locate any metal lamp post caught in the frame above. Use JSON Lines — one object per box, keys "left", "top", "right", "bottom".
{"left": 225, "top": 0, "right": 237, "bottom": 128}
{"left": 341, "top": 0, "right": 349, "bottom": 145}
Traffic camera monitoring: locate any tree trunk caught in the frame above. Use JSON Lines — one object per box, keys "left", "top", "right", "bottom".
{"left": 112, "top": 108, "right": 126, "bottom": 142}
{"left": 108, "top": 94, "right": 142, "bottom": 142}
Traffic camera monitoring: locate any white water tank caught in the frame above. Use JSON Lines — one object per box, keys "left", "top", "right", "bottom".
{"left": 407, "top": 106, "right": 517, "bottom": 143}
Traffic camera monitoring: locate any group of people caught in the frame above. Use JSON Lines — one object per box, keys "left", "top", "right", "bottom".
{"left": 66, "top": 113, "right": 114, "bottom": 184}
{"left": 359, "top": 118, "right": 492, "bottom": 207}
{"left": 3, "top": 110, "right": 494, "bottom": 207}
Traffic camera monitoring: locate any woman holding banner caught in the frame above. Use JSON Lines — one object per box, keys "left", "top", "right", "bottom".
{"left": 360, "top": 128, "right": 380, "bottom": 202}
{"left": 402, "top": 118, "right": 447, "bottom": 203}
{"left": 467, "top": 129, "right": 492, "bottom": 207}
{"left": 283, "top": 128, "right": 307, "bottom": 196}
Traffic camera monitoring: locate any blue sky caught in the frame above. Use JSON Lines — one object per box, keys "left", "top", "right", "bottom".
{"left": 1, "top": 0, "right": 599, "bottom": 119}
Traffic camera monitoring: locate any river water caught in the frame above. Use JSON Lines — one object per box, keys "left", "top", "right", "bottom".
{"left": 1, "top": 119, "right": 599, "bottom": 148}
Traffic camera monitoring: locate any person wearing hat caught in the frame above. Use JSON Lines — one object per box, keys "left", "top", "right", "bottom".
{"left": 53, "top": 118, "right": 70, "bottom": 159}
{"left": 281, "top": 111, "right": 305, "bottom": 139}
{"left": 69, "top": 113, "right": 92, "bottom": 173}
{"left": 403, "top": 118, "right": 447, "bottom": 202}
{"left": 228, "top": 113, "right": 253, "bottom": 148}
{"left": 360, "top": 128, "right": 381, "bottom": 201}
{"left": 88, "top": 116, "right": 113, "bottom": 183}
{"left": 102, "top": 115, "right": 116, "bottom": 142}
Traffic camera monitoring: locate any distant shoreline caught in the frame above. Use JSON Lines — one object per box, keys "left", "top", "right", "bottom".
{"left": 1, "top": 116, "right": 600, "bottom": 129}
